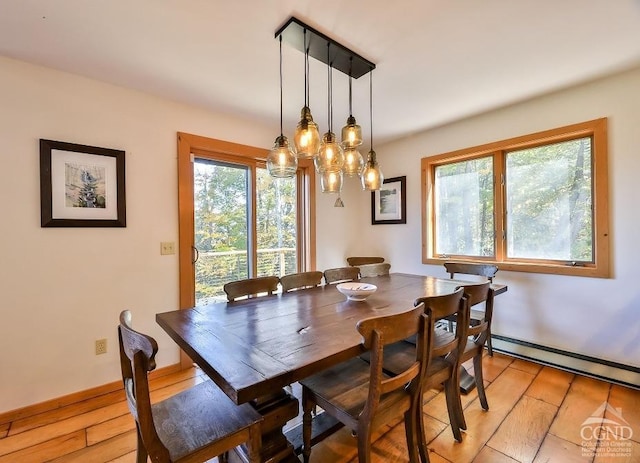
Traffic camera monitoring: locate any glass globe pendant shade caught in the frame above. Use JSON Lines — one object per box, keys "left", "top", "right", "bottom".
{"left": 314, "top": 131, "right": 345, "bottom": 173}
{"left": 361, "top": 149, "right": 384, "bottom": 190}
{"left": 341, "top": 115, "right": 363, "bottom": 148}
{"left": 342, "top": 146, "right": 364, "bottom": 177}
{"left": 267, "top": 135, "right": 298, "bottom": 178}
{"left": 294, "top": 106, "right": 321, "bottom": 159}
{"left": 320, "top": 170, "right": 344, "bottom": 193}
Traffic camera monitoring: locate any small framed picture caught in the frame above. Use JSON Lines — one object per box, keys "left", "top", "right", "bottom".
{"left": 371, "top": 176, "right": 406, "bottom": 225}
{"left": 40, "top": 139, "right": 126, "bottom": 227}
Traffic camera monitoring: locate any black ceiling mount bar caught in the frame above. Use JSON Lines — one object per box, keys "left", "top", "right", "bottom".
{"left": 275, "top": 17, "right": 375, "bottom": 79}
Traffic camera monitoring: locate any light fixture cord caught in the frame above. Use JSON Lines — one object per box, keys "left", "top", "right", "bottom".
{"left": 279, "top": 35, "right": 283, "bottom": 137}
{"left": 327, "top": 42, "right": 333, "bottom": 132}
{"left": 348, "top": 58, "right": 353, "bottom": 117}
{"left": 369, "top": 69, "right": 373, "bottom": 150}
{"left": 304, "top": 29, "right": 309, "bottom": 107}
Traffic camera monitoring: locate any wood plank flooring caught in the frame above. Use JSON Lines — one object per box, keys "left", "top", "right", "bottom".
{"left": 1, "top": 353, "right": 638, "bottom": 462}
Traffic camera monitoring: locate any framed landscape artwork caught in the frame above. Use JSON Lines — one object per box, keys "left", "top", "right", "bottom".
{"left": 371, "top": 175, "right": 406, "bottom": 225}
{"left": 39, "top": 139, "right": 126, "bottom": 227}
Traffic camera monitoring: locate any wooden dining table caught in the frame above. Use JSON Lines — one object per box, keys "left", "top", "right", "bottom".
{"left": 156, "top": 272, "right": 507, "bottom": 463}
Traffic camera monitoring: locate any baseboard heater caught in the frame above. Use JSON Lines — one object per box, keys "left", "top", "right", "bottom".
{"left": 491, "top": 335, "right": 640, "bottom": 390}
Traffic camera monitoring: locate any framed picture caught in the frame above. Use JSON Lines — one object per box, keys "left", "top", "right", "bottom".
{"left": 40, "top": 139, "right": 126, "bottom": 227}
{"left": 371, "top": 175, "right": 406, "bottom": 225}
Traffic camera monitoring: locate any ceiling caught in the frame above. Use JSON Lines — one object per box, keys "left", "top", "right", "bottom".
{"left": 2, "top": 0, "right": 640, "bottom": 146}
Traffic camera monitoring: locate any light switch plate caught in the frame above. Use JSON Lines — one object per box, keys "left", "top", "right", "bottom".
{"left": 160, "top": 241, "right": 176, "bottom": 255}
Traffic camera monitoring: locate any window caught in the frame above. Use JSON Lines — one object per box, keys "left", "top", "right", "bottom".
{"left": 423, "top": 118, "right": 609, "bottom": 277}
{"left": 178, "top": 133, "right": 316, "bottom": 308}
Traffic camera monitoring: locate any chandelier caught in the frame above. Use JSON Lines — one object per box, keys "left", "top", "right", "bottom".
{"left": 268, "top": 17, "right": 382, "bottom": 193}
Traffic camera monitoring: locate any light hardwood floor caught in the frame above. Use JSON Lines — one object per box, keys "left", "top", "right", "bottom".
{"left": 1, "top": 353, "right": 638, "bottom": 462}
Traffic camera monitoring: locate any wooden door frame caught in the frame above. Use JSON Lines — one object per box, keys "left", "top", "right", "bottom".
{"left": 177, "top": 132, "right": 316, "bottom": 367}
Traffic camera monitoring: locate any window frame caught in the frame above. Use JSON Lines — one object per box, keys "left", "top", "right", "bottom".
{"left": 178, "top": 132, "right": 316, "bottom": 310}
{"left": 422, "top": 118, "right": 610, "bottom": 278}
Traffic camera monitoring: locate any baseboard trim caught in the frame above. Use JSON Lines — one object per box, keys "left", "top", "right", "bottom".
{"left": 0, "top": 363, "right": 182, "bottom": 425}
{"left": 492, "top": 335, "right": 640, "bottom": 390}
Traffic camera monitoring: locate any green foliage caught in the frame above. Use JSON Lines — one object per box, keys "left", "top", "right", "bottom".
{"left": 435, "top": 136, "right": 593, "bottom": 262}
{"left": 506, "top": 138, "right": 592, "bottom": 261}
{"left": 435, "top": 156, "right": 494, "bottom": 256}
{"left": 193, "top": 161, "right": 298, "bottom": 303}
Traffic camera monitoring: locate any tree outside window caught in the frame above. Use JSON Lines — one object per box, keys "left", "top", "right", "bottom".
{"left": 423, "top": 118, "right": 609, "bottom": 278}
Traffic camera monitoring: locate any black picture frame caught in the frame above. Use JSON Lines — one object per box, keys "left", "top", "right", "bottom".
{"left": 371, "top": 176, "right": 406, "bottom": 225}
{"left": 40, "top": 139, "right": 126, "bottom": 227}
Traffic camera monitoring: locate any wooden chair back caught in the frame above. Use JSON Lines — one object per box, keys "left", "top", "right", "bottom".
{"left": 414, "top": 287, "right": 468, "bottom": 359}
{"left": 457, "top": 282, "right": 494, "bottom": 347}
{"left": 444, "top": 262, "right": 498, "bottom": 283}
{"left": 445, "top": 262, "right": 498, "bottom": 355}
{"left": 358, "top": 262, "right": 391, "bottom": 277}
{"left": 356, "top": 303, "right": 433, "bottom": 421}
{"left": 323, "top": 266, "right": 360, "bottom": 284}
{"left": 118, "top": 310, "right": 263, "bottom": 463}
{"left": 377, "top": 288, "right": 468, "bottom": 443}
{"left": 118, "top": 310, "right": 165, "bottom": 459}
{"left": 346, "top": 256, "right": 385, "bottom": 266}
{"left": 223, "top": 276, "right": 280, "bottom": 302}
{"left": 300, "top": 304, "right": 434, "bottom": 462}
{"left": 280, "top": 271, "right": 323, "bottom": 292}
{"left": 456, "top": 282, "right": 495, "bottom": 412}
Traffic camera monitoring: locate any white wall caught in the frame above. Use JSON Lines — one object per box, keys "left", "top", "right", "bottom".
{"left": 0, "top": 56, "right": 275, "bottom": 413}
{"left": 324, "top": 66, "right": 640, "bottom": 370}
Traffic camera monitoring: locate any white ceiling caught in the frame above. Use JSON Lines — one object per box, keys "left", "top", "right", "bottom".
{"left": 2, "top": 0, "right": 640, "bottom": 146}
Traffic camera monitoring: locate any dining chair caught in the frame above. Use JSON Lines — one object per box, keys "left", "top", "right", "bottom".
{"left": 117, "top": 310, "right": 262, "bottom": 463}
{"left": 323, "top": 266, "right": 360, "bottom": 284}
{"left": 300, "top": 303, "right": 434, "bottom": 463}
{"left": 346, "top": 256, "right": 385, "bottom": 266}
{"left": 223, "top": 276, "right": 280, "bottom": 302}
{"left": 280, "top": 271, "right": 323, "bottom": 292}
{"left": 453, "top": 282, "right": 494, "bottom": 426}
{"left": 444, "top": 262, "right": 498, "bottom": 355}
{"left": 358, "top": 262, "right": 391, "bottom": 277}
{"left": 380, "top": 287, "right": 469, "bottom": 442}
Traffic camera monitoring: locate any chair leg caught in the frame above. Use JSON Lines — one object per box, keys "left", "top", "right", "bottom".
{"left": 486, "top": 329, "right": 493, "bottom": 356}
{"left": 414, "top": 395, "right": 431, "bottom": 463}
{"left": 302, "top": 388, "right": 313, "bottom": 463}
{"left": 135, "top": 426, "right": 148, "bottom": 463}
{"left": 443, "top": 377, "right": 464, "bottom": 442}
{"left": 474, "top": 353, "right": 489, "bottom": 411}
{"left": 453, "top": 375, "right": 467, "bottom": 432}
{"left": 404, "top": 396, "right": 426, "bottom": 463}
{"left": 356, "top": 422, "right": 373, "bottom": 463}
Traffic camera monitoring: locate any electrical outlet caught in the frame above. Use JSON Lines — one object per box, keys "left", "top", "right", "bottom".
{"left": 160, "top": 241, "right": 176, "bottom": 255}
{"left": 95, "top": 338, "right": 107, "bottom": 355}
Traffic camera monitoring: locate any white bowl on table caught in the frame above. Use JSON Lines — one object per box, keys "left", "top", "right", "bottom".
{"left": 336, "top": 282, "right": 377, "bottom": 301}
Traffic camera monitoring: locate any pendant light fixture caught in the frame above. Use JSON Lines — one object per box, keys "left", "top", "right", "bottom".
{"left": 342, "top": 145, "right": 364, "bottom": 177}
{"left": 342, "top": 59, "right": 364, "bottom": 177}
{"left": 361, "top": 69, "right": 384, "bottom": 190}
{"left": 320, "top": 170, "right": 344, "bottom": 194}
{"left": 293, "top": 30, "right": 321, "bottom": 159}
{"left": 274, "top": 17, "right": 377, "bottom": 191}
{"left": 315, "top": 43, "right": 345, "bottom": 176}
{"left": 341, "top": 60, "right": 363, "bottom": 148}
{"left": 267, "top": 36, "right": 298, "bottom": 178}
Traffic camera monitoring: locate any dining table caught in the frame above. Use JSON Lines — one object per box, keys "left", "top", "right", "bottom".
{"left": 156, "top": 272, "right": 507, "bottom": 463}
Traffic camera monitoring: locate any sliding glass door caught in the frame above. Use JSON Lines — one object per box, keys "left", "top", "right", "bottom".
{"left": 193, "top": 158, "right": 299, "bottom": 305}
{"left": 193, "top": 159, "right": 250, "bottom": 305}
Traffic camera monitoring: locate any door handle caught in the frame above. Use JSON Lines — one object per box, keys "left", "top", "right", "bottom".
{"left": 192, "top": 246, "right": 199, "bottom": 264}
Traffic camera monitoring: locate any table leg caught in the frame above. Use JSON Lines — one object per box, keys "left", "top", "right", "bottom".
{"left": 230, "top": 389, "right": 300, "bottom": 463}
{"left": 459, "top": 365, "right": 476, "bottom": 394}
